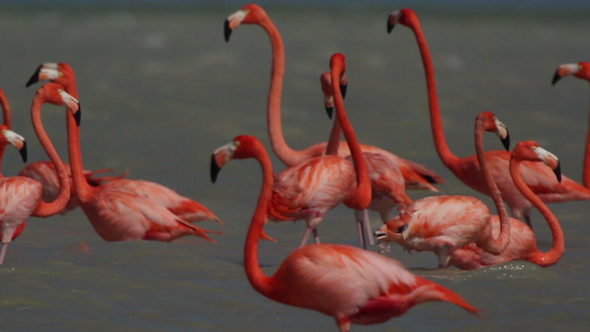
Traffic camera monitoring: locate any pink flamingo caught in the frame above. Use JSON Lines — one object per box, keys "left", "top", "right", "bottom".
{"left": 321, "top": 71, "right": 412, "bottom": 247}
{"left": 388, "top": 9, "right": 590, "bottom": 228}
{"left": 375, "top": 111, "right": 512, "bottom": 267}
{"left": 448, "top": 141, "right": 564, "bottom": 269}
{"left": 213, "top": 54, "right": 372, "bottom": 248}
{"left": 212, "top": 57, "right": 480, "bottom": 328}
{"left": 552, "top": 61, "right": 590, "bottom": 187}
{"left": 37, "top": 82, "right": 217, "bottom": 242}
{"left": 0, "top": 84, "right": 75, "bottom": 264}
{"left": 224, "top": 4, "right": 445, "bottom": 192}
{"left": 26, "top": 62, "right": 223, "bottom": 225}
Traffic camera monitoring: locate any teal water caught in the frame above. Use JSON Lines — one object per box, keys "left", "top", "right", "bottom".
{"left": 0, "top": 8, "right": 589, "bottom": 331}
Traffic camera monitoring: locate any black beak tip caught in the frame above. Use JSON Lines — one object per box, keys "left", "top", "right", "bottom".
{"left": 387, "top": 20, "right": 394, "bottom": 34}
{"left": 74, "top": 106, "right": 81, "bottom": 127}
{"left": 551, "top": 70, "right": 561, "bottom": 86}
{"left": 325, "top": 106, "right": 333, "bottom": 119}
{"left": 224, "top": 20, "right": 232, "bottom": 42}
{"left": 501, "top": 133, "right": 510, "bottom": 151}
{"left": 210, "top": 154, "right": 221, "bottom": 183}
{"left": 26, "top": 65, "right": 42, "bottom": 88}
{"left": 554, "top": 161, "right": 562, "bottom": 183}
{"left": 20, "top": 141, "right": 27, "bottom": 163}
{"left": 340, "top": 84, "right": 347, "bottom": 99}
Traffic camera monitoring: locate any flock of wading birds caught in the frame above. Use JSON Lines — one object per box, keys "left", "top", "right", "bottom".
{"left": 0, "top": 3, "right": 589, "bottom": 331}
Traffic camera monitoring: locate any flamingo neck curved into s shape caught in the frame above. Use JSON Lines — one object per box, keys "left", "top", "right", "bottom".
{"left": 244, "top": 139, "right": 276, "bottom": 298}
{"left": 30, "top": 95, "right": 71, "bottom": 217}
{"left": 510, "top": 154, "right": 564, "bottom": 266}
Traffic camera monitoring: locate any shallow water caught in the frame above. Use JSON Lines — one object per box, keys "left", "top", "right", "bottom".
{"left": 0, "top": 8, "right": 589, "bottom": 331}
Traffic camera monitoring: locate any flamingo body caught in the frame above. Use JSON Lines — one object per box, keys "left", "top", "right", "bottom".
{"left": 269, "top": 243, "right": 478, "bottom": 328}
{"left": 0, "top": 176, "right": 42, "bottom": 242}
{"left": 100, "top": 179, "right": 223, "bottom": 224}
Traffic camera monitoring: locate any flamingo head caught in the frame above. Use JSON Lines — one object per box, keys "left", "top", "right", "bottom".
{"left": 387, "top": 8, "right": 417, "bottom": 33}
{"left": 0, "top": 125, "right": 27, "bottom": 163}
{"left": 513, "top": 141, "right": 561, "bottom": 182}
{"left": 552, "top": 62, "right": 590, "bottom": 85}
{"left": 224, "top": 4, "right": 268, "bottom": 42}
{"left": 476, "top": 111, "right": 510, "bottom": 151}
{"left": 36, "top": 83, "right": 81, "bottom": 126}
{"left": 329, "top": 53, "right": 348, "bottom": 97}
{"left": 210, "top": 135, "right": 265, "bottom": 183}
{"left": 320, "top": 72, "right": 335, "bottom": 119}
{"left": 374, "top": 211, "right": 411, "bottom": 243}
{"left": 26, "top": 62, "right": 75, "bottom": 88}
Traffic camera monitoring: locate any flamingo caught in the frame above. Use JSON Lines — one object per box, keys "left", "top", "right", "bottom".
{"left": 552, "top": 61, "right": 590, "bottom": 187}
{"left": 321, "top": 71, "right": 412, "bottom": 247}
{"left": 448, "top": 141, "right": 564, "bottom": 269}
{"left": 209, "top": 136, "right": 480, "bottom": 332}
{"left": 0, "top": 83, "right": 76, "bottom": 264}
{"left": 224, "top": 4, "right": 445, "bottom": 192}
{"left": 26, "top": 62, "right": 223, "bottom": 225}
{"left": 387, "top": 8, "right": 590, "bottom": 228}
{"left": 375, "top": 111, "right": 512, "bottom": 267}
{"left": 213, "top": 54, "right": 372, "bottom": 248}
{"left": 36, "top": 82, "right": 218, "bottom": 243}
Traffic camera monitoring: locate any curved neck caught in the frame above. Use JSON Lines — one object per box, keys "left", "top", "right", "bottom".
{"left": 510, "top": 156, "right": 564, "bottom": 266}
{"left": 31, "top": 97, "right": 71, "bottom": 217}
{"left": 261, "top": 19, "right": 321, "bottom": 166}
{"left": 474, "top": 122, "right": 510, "bottom": 253}
{"left": 408, "top": 20, "right": 460, "bottom": 168}
{"left": 67, "top": 109, "right": 93, "bottom": 202}
{"left": 331, "top": 65, "right": 371, "bottom": 209}
{"left": 325, "top": 115, "right": 341, "bottom": 156}
{"left": 245, "top": 143, "right": 276, "bottom": 297}
{"left": 584, "top": 84, "right": 590, "bottom": 187}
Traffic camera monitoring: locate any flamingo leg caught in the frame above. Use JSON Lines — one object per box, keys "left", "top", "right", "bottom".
{"left": 0, "top": 243, "right": 8, "bottom": 265}
{"left": 299, "top": 227, "right": 313, "bottom": 248}
{"left": 354, "top": 210, "right": 366, "bottom": 249}
{"left": 362, "top": 209, "right": 375, "bottom": 246}
{"left": 312, "top": 228, "right": 321, "bottom": 244}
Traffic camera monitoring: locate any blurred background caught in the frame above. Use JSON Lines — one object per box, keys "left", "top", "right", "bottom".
{"left": 0, "top": 1, "right": 589, "bottom": 331}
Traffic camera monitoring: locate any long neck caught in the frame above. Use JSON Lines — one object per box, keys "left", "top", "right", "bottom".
{"left": 244, "top": 146, "right": 276, "bottom": 297}
{"left": 67, "top": 108, "right": 93, "bottom": 202}
{"left": 0, "top": 89, "right": 10, "bottom": 176}
{"left": 31, "top": 98, "right": 71, "bottom": 217}
{"left": 510, "top": 156, "right": 564, "bottom": 266}
{"left": 474, "top": 123, "right": 510, "bottom": 254}
{"left": 325, "top": 115, "right": 341, "bottom": 156}
{"left": 261, "top": 19, "right": 321, "bottom": 166}
{"left": 331, "top": 67, "right": 371, "bottom": 209}
{"left": 584, "top": 84, "right": 590, "bottom": 188}
{"left": 409, "top": 20, "right": 460, "bottom": 169}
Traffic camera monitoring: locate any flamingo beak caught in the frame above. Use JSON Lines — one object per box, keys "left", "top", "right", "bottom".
{"left": 551, "top": 70, "right": 562, "bottom": 85}
{"left": 325, "top": 106, "right": 333, "bottom": 119}
{"left": 374, "top": 229, "right": 386, "bottom": 240}
{"left": 210, "top": 154, "right": 222, "bottom": 183}
{"left": 495, "top": 119, "right": 510, "bottom": 151}
{"left": 554, "top": 161, "right": 562, "bottom": 183}
{"left": 3, "top": 129, "right": 27, "bottom": 163}
{"left": 19, "top": 141, "right": 27, "bottom": 163}
{"left": 387, "top": 19, "right": 395, "bottom": 33}
{"left": 340, "top": 83, "right": 347, "bottom": 99}
{"left": 224, "top": 19, "right": 232, "bottom": 42}
{"left": 26, "top": 65, "right": 43, "bottom": 87}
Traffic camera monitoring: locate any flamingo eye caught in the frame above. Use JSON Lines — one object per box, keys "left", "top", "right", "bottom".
{"left": 396, "top": 224, "right": 408, "bottom": 233}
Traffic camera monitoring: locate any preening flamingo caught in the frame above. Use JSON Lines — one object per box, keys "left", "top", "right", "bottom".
{"left": 321, "top": 71, "right": 411, "bottom": 248}
{"left": 26, "top": 62, "right": 223, "bottom": 225}
{"left": 375, "top": 112, "right": 512, "bottom": 267}
{"left": 448, "top": 141, "right": 564, "bottom": 269}
{"left": 552, "top": 61, "right": 590, "bottom": 188}
{"left": 213, "top": 54, "right": 371, "bottom": 248}
{"left": 37, "top": 82, "right": 218, "bottom": 243}
{"left": 224, "top": 4, "right": 445, "bottom": 192}
{"left": 388, "top": 8, "right": 590, "bottom": 227}
{"left": 0, "top": 83, "right": 76, "bottom": 264}
{"left": 210, "top": 133, "right": 480, "bottom": 331}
